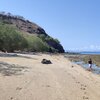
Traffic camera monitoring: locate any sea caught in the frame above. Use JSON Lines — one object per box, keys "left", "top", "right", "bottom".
{"left": 79, "top": 51, "right": 100, "bottom": 55}
{"left": 74, "top": 61, "right": 100, "bottom": 74}
{"left": 73, "top": 51, "right": 100, "bottom": 74}
{"left": 65, "top": 51, "right": 100, "bottom": 74}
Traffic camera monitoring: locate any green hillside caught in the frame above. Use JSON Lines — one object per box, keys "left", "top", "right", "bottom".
{"left": 0, "top": 12, "right": 65, "bottom": 53}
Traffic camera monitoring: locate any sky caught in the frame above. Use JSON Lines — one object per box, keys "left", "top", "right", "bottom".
{"left": 0, "top": 0, "right": 100, "bottom": 51}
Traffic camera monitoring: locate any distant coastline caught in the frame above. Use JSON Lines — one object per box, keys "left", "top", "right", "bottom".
{"left": 79, "top": 51, "right": 100, "bottom": 55}
{"left": 66, "top": 51, "right": 100, "bottom": 55}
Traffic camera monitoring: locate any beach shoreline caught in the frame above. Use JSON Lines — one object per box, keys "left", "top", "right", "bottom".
{"left": 0, "top": 53, "right": 100, "bottom": 100}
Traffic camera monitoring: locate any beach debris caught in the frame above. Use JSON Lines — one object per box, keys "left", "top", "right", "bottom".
{"left": 83, "top": 96, "right": 89, "bottom": 99}
{"left": 71, "top": 65, "right": 74, "bottom": 68}
{"left": 41, "top": 59, "right": 52, "bottom": 64}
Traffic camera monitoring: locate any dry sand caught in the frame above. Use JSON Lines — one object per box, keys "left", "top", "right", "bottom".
{"left": 0, "top": 53, "right": 100, "bottom": 100}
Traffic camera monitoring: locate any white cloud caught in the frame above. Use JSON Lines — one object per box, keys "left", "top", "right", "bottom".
{"left": 90, "top": 45, "right": 100, "bottom": 50}
{"left": 85, "top": 45, "right": 100, "bottom": 51}
{"left": 70, "top": 45, "right": 100, "bottom": 51}
{"left": 90, "top": 45, "right": 95, "bottom": 49}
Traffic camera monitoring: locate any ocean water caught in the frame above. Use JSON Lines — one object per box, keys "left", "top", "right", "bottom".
{"left": 74, "top": 61, "right": 100, "bottom": 74}
{"left": 80, "top": 52, "right": 100, "bottom": 55}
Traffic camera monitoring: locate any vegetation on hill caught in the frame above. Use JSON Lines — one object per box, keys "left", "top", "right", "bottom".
{"left": 0, "top": 12, "right": 65, "bottom": 53}
{"left": 0, "top": 23, "right": 57, "bottom": 52}
{"left": 0, "top": 24, "right": 27, "bottom": 52}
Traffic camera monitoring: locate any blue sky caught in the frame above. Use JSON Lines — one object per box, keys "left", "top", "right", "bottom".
{"left": 0, "top": 0, "right": 100, "bottom": 51}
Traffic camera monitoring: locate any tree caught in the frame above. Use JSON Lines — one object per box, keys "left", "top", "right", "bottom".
{"left": 0, "top": 24, "right": 28, "bottom": 52}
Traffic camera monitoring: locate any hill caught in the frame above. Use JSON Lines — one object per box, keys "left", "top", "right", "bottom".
{"left": 0, "top": 12, "right": 65, "bottom": 53}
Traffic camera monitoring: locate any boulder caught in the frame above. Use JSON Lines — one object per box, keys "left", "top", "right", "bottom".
{"left": 41, "top": 59, "right": 52, "bottom": 64}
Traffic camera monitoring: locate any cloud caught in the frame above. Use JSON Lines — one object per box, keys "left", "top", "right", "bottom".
{"left": 90, "top": 45, "right": 95, "bottom": 49}
{"left": 83, "top": 45, "right": 100, "bottom": 51}
{"left": 89, "top": 45, "right": 100, "bottom": 50}
{"left": 69, "top": 45, "right": 100, "bottom": 51}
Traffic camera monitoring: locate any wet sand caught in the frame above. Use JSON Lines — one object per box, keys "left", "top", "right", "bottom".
{"left": 0, "top": 53, "right": 100, "bottom": 100}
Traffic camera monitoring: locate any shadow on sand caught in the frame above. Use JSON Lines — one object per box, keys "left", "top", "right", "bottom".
{"left": 0, "top": 61, "right": 29, "bottom": 76}
{"left": 0, "top": 53, "right": 38, "bottom": 60}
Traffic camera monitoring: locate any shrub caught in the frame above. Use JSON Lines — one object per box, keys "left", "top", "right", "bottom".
{"left": 0, "top": 24, "right": 28, "bottom": 52}
{"left": 0, "top": 23, "right": 60, "bottom": 53}
{"left": 25, "top": 35, "right": 50, "bottom": 52}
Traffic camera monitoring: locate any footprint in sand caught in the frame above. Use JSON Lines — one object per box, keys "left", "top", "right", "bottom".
{"left": 84, "top": 92, "right": 87, "bottom": 94}
{"left": 80, "top": 84, "right": 89, "bottom": 100}
{"left": 72, "top": 76, "right": 76, "bottom": 80}
{"left": 42, "top": 85, "right": 51, "bottom": 88}
{"left": 45, "top": 85, "right": 51, "bottom": 87}
{"left": 9, "top": 97, "right": 13, "bottom": 100}
{"left": 81, "top": 87, "right": 86, "bottom": 90}
{"left": 83, "top": 96, "right": 89, "bottom": 99}
{"left": 76, "top": 81, "right": 80, "bottom": 84}
{"left": 16, "top": 87, "right": 22, "bottom": 90}
{"left": 81, "top": 84, "right": 87, "bottom": 87}
{"left": 80, "top": 86, "right": 86, "bottom": 90}
{"left": 80, "top": 84, "right": 87, "bottom": 91}
{"left": 74, "top": 80, "right": 89, "bottom": 99}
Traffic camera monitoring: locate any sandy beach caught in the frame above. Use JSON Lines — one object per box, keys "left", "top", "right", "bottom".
{"left": 0, "top": 53, "right": 100, "bottom": 100}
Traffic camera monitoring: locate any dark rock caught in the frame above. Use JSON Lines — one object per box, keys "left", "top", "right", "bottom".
{"left": 41, "top": 59, "right": 52, "bottom": 64}
{"left": 47, "top": 40, "right": 65, "bottom": 53}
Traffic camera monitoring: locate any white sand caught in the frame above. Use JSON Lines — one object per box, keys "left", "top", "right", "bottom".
{"left": 0, "top": 53, "right": 100, "bottom": 100}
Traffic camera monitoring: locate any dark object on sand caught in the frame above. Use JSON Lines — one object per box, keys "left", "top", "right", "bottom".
{"left": 71, "top": 66, "right": 74, "bottom": 68}
{"left": 41, "top": 59, "right": 52, "bottom": 64}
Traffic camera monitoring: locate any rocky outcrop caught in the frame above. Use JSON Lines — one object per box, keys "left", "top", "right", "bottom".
{"left": 0, "top": 13, "right": 47, "bottom": 35}
{"left": 47, "top": 40, "right": 65, "bottom": 53}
